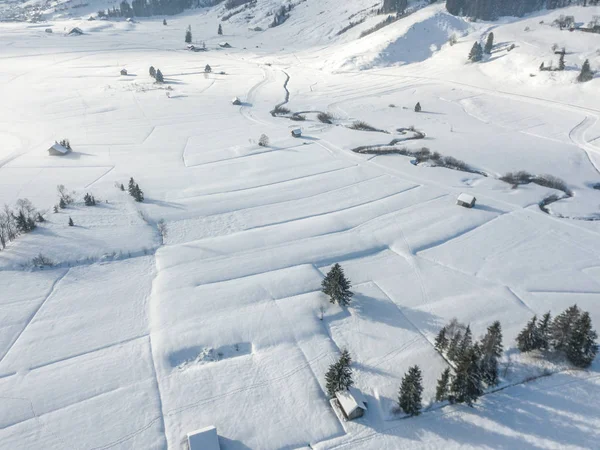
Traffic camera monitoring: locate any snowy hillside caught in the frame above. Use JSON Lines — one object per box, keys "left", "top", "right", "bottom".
{"left": 1, "top": 1, "right": 600, "bottom": 449}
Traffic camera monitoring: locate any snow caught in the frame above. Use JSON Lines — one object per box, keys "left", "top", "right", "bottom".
{"left": 0, "top": 1, "right": 599, "bottom": 449}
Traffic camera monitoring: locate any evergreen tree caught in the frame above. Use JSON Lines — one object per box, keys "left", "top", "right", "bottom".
{"left": 120, "top": 183, "right": 125, "bottom": 191}
{"left": 435, "top": 367, "right": 451, "bottom": 402}
{"left": 468, "top": 42, "right": 483, "bottom": 62}
{"left": 155, "top": 69, "right": 164, "bottom": 83}
{"left": 185, "top": 25, "right": 192, "bottom": 43}
{"left": 338, "top": 349, "right": 354, "bottom": 391}
{"left": 163, "top": 19, "right": 167, "bottom": 25}
{"left": 537, "top": 312, "right": 552, "bottom": 350}
{"left": 540, "top": 62, "right": 545, "bottom": 71}
{"left": 68, "top": 216, "right": 74, "bottom": 226}
{"left": 149, "top": 66, "right": 156, "bottom": 79}
{"left": 218, "top": 24, "right": 223, "bottom": 35}
{"left": 457, "top": 325, "right": 473, "bottom": 362}
{"left": 566, "top": 312, "right": 598, "bottom": 368}
{"left": 325, "top": 361, "right": 343, "bottom": 397}
{"left": 577, "top": 59, "right": 594, "bottom": 82}
{"left": 450, "top": 344, "right": 483, "bottom": 406}
{"left": 480, "top": 321, "right": 503, "bottom": 386}
{"left": 398, "top": 365, "right": 423, "bottom": 416}
{"left": 325, "top": 350, "right": 354, "bottom": 397}
{"left": 321, "top": 263, "right": 354, "bottom": 306}
{"left": 516, "top": 315, "right": 539, "bottom": 352}
{"left": 414, "top": 102, "right": 422, "bottom": 112}
{"left": 205, "top": 64, "right": 212, "bottom": 73}
{"left": 484, "top": 32, "right": 494, "bottom": 54}
{"left": 447, "top": 331, "right": 463, "bottom": 362}
{"left": 133, "top": 184, "right": 144, "bottom": 202}
{"left": 435, "top": 326, "right": 449, "bottom": 352}
{"left": 84, "top": 193, "right": 96, "bottom": 206}
{"left": 128, "top": 177, "right": 136, "bottom": 196}
{"left": 558, "top": 52, "right": 565, "bottom": 70}
{"left": 59, "top": 197, "right": 67, "bottom": 209}
{"left": 550, "top": 305, "right": 580, "bottom": 351}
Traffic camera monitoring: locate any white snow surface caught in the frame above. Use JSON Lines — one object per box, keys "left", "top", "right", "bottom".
{"left": 1, "top": 1, "right": 600, "bottom": 449}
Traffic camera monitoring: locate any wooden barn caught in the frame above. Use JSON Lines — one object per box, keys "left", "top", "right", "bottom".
{"left": 187, "top": 426, "right": 220, "bottom": 450}
{"left": 456, "top": 193, "right": 476, "bottom": 208}
{"left": 336, "top": 387, "right": 367, "bottom": 420}
{"left": 291, "top": 128, "right": 302, "bottom": 138}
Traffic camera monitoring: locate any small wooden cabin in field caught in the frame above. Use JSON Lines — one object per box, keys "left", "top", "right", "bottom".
{"left": 48, "top": 143, "right": 70, "bottom": 156}
{"left": 336, "top": 387, "right": 367, "bottom": 420}
{"left": 187, "top": 426, "right": 220, "bottom": 450}
{"left": 291, "top": 128, "right": 302, "bottom": 138}
{"left": 68, "top": 27, "right": 83, "bottom": 36}
{"left": 45, "top": 28, "right": 52, "bottom": 33}
{"left": 232, "top": 97, "right": 241, "bottom": 105}
{"left": 218, "top": 42, "right": 232, "bottom": 48}
{"left": 457, "top": 193, "right": 476, "bottom": 208}
{"left": 120, "top": 69, "right": 128, "bottom": 75}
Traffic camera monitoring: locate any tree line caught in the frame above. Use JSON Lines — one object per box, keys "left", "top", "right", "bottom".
{"left": 446, "top": 0, "right": 595, "bottom": 21}
{"left": 99, "top": 0, "right": 193, "bottom": 18}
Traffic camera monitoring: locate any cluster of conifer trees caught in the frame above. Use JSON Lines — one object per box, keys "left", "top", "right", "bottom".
{"left": 128, "top": 178, "right": 145, "bottom": 203}
{"left": 446, "top": 0, "right": 584, "bottom": 21}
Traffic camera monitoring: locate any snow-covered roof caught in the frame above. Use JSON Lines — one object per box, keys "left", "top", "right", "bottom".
{"left": 68, "top": 27, "right": 83, "bottom": 35}
{"left": 336, "top": 387, "right": 367, "bottom": 415}
{"left": 49, "top": 143, "right": 69, "bottom": 154}
{"left": 291, "top": 128, "right": 302, "bottom": 135}
{"left": 187, "top": 426, "right": 220, "bottom": 450}
{"left": 457, "top": 193, "right": 475, "bottom": 204}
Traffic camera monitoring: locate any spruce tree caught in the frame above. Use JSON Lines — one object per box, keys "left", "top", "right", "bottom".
{"left": 480, "top": 321, "right": 503, "bottom": 386}
{"left": 577, "top": 59, "right": 593, "bottom": 82}
{"left": 435, "top": 326, "right": 449, "bottom": 352}
{"left": 218, "top": 24, "right": 223, "bottom": 35}
{"left": 128, "top": 177, "right": 136, "bottom": 196}
{"left": 68, "top": 216, "right": 74, "bottom": 226}
{"left": 540, "top": 62, "right": 545, "bottom": 71}
{"left": 451, "top": 344, "right": 483, "bottom": 406}
{"left": 550, "top": 305, "right": 580, "bottom": 351}
{"left": 59, "top": 197, "right": 67, "bottom": 209}
{"left": 120, "top": 183, "right": 125, "bottom": 191}
{"left": 484, "top": 32, "right": 494, "bottom": 54}
{"left": 321, "top": 263, "right": 354, "bottom": 306}
{"left": 516, "top": 315, "right": 539, "bottom": 352}
{"left": 163, "top": 19, "right": 167, "bottom": 25}
{"left": 205, "top": 64, "right": 212, "bottom": 73}
{"left": 435, "top": 367, "right": 451, "bottom": 402}
{"left": 398, "top": 365, "right": 423, "bottom": 416}
{"left": 325, "top": 361, "right": 343, "bottom": 397}
{"left": 325, "top": 350, "right": 354, "bottom": 397}
{"left": 558, "top": 52, "right": 565, "bottom": 71}
{"left": 133, "top": 184, "right": 144, "bottom": 202}
{"left": 537, "top": 312, "right": 552, "bottom": 350}
{"left": 149, "top": 66, "right": 156, "bottom": 79}
{"left": 566, "top": 312, "right": 598, "bottom": 368}
{"left": 447, "top": 331, "right": 462, "bottom": 362}
{"left": 155, "top": 69, "right": 164, "bottom": 83}
{"left": 414, "top": 102, "right": 422, "bottom": 112}
{"left": 185, "top": 25, "right": 192, "bottom": 43}
{"left": 468, "top": 42, "right": 483, "bottom": 62}
{"left": 457, "top": 325, "right": 473, "bottom": 362}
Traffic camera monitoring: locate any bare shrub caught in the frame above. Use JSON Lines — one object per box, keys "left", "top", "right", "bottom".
{"left": 533, "top": 174, "right": 572, "bottom": 196}
{"left": 57, "top": 185, "right": 74, "bottom": 205}
{"left": 448, "top": 34, "right": 458, "bottom": 46}
{"left": 290, "top": 114, "right": 306, "bottom": 121}
{"left": 32, "top": 253, "right": 54, "bottom": 267}
{"left": 349, "top": 120, "right": 386, "bottom": 133}
{"left": 317, "top": 112, "right": 334, "bottom": 124}
{"left": 499, "top": 171, "right": 533, "bottom": 186}
{"left": 157, "top": 219, "right": 167, "bottom": 243}
{"left": 258, "top": 134, "right": 269, "bottom": 147}
{"left": 271, "top": 105, "right": 290, "bottom": 116}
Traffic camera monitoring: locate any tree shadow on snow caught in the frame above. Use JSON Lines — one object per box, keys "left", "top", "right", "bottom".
{"left": 143, "top": 198, "right": 186, "bottom": 210}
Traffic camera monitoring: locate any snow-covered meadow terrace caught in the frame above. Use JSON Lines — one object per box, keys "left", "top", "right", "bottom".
{"left": 1, "top": 3, "right": 600, "bottom": 449}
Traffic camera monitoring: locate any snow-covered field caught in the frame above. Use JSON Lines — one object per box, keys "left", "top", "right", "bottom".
{"left": 1, "top": 1, "right": 600, "bottom": 449}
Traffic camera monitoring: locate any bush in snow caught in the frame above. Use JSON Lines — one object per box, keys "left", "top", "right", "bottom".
{"left": 468, "top": 42, "right": 483, "bottom": 62}
{"left": 258, "top": 134, "right": 269, "bottom": 147}
{"left": 414, "top": 102, "right": 422, "bottom": 112}
{"left": 84, "top": 193, "right": 96, "bottom": 206}
{"left": 448, "top": 33, "right": 458, "bottom": 46}
{"left": 577, "top": 59, "right": 594, "bottom": 83}
{"left": 149, "top": 66, "right": 156, "bottom": 79}
{"left": 57, "top": 184, "right": 74, "bottom": 206}
{"left": 68, "top": 216, "right": 74, "bottom": 226}
{"left": 321, "top": 263, "right": 353, "bottom": 307}
{"left": 205, "top": 64, "right": 212, "bottom": 73}
{"left": 32, "top": 253, "right": 54, "bottom": 267}
{"left": 349, "top": 120, "right": 386, "bottom": 133}
{"left": 271, "top": 105, "right": 290, "bottom": 116}
{"left": 317, "top": 112, "right": 334, "bottom": 124}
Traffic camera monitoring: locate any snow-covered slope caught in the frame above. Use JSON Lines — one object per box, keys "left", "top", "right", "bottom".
{"left": 1, "top": 1, "right": 600, "bottom": 449}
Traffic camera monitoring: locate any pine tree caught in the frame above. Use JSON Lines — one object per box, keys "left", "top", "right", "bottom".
{"left": 550, "top": 305, "right": 580, "bottom": 351}
{"left": 321, "top": 263, "right": 354, "bottom": 306}
{"left": 218, "top": 24, "right": 223, "bottom": 35}
{"left": 435, "top": 367, "right": 451, "bottom": 402}
{"left": 558, "top": 52, "right": 565, "bottom": 71}
{"left": 149, "top": 66, "right": 156, "bottom": 79}
{"left": 450, "top": 344, "right": 483, "bottom": 406}
{"left": 59, "top": 197, "right": 67, "bottom": 209}
{"left": 398, "top": 365, "right": 423, "bottom": 416}
{"left": 566, "top": 312, "right": 598, "bottom": 368}
{"left": 414, "top": 102, "right": 422, "bottom": 112}
{"left": 484, "top": 32, "right": 494, "bottom": 54}
{"left": 133, "top": 184, "right": 144, "bottom": 202}
{"left": 68, "top": 216, "right": 74, "bottom": 226}
{"left": 325, "top": 350, "right": 354, "bottom": 397}
{"left": 120, "top": 183, "right": 125, "bottom": 191}
{"left": 338, "top": 349, "right": 354, "bottom": 391}
{"left": 163, "top": 19, "right": 167, "bottom": 25}
{"left": 435, "top": 327, "right": 449, "bottom": 352}
{"left": 577, "top": 59, "right": 594, "bottom": 82}
{"left": 205, "top": 64, "right": 212, "bottom": 73}
{"left": 325, "top": 361, "right": 342, "bottom": 397}
{"left": 155, "top": 69, "right": 164, "bottom": 83}
{"left": 84, "top": 193, "right": 96, "bottom": 206}
{"left": 128, "top": 177, "right": 136, "bottom": 196}
{"left": 457, "top": 325, "right": 473, "bottom": 362}
{"left": 517, "top": 315, "right": 539, "bottom": 352}
{"left": 537, "top": 312, "right": 552, "bottom": 350}
{"left": 480, "top": 321, "right": 503, "bottom": 386}
{"left": 468, "top": 42, "right": 483, "bottom": 62}
{"left": 185, "top": 25, "right": 192, "bottom": 44}
{"left": 447, "top": 331, "right": 462, "bottom": 362}
{"left": 540, "top": 62, "right": 545, "bottom": 71}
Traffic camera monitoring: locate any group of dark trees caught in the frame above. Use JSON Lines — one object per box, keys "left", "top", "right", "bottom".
{"left": 84, "top": 193, "right": 97, "bottom": 206}
{"left": 149, "top": 65, "right": 164, "bottom": 83}
{"left": 447, "top": 0, "right": 588, "bottom": 21}
{"left": 325, "top": 349, "right": 354, "bottom": 397}
{"left": 0, "top": 199, "right": 41, "bottom": 250}
{"left": 100, "top": 0, "right": 193, "bottom": 19}
{"left": 128, "top": 178, "right": 145, "bottom": 202}
{"left": 381, "top": 0, "right": 408, "bottom": 14}
{"left": 58, "top": 139, "right": 72, "bottom": 150}
{"left": 468, "top": 33, "right": 493, "bottom": 62}
{"left": 539, "top": 46, "right": 595, "bottom": 82}
{"left": 517, "top": 305, "right": 598, "bottom": 368}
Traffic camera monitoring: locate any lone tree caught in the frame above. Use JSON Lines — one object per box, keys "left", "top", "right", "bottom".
{"left": 185, "top": 25, "right": 192, "bottom": 43}
{"left": 205, "top": 64, "right": 212, "bottom": 73}
{"left": 258, "top": 134, "right": 269, "bottom": 147}
{"left": 149, "top": 66, "right": 156, "bottom": 79}
{"left": 68, "top": 216, "right": 74, "bottom": 226}
{"left": 435, "top": 367, "right": 452, "bottom": 402}
{"left": 566, "top": 312, "right": 598, "bottom": 368}
{"left": 325, "top": 349, "right": 354, "bottom": 397}
{"left": 468, "top": 42, "right": 483, "bottom": 62}
{"left": 414, "top": 102, "right": 422, "bottom": 112}
{"left": 480, "top": 321, "right": 503, "bottom": 386}
{"left": 155, "top": 69, "right": 164, "bottom": 83}
{"left": 558, "top": 52, "right": 565, "bottom": 71}
{"left": 398, "top": 365, "right": 423, "bottom": 416}
{"left": 321, "top": 263, "right": 354, "bottom": 307}
{"left": 516, "top": 315, "right": 539, "bottom": 352}
{"left": 218, "top": 23, "right": 223, "bottom": 35}
{"left": 163, "top": 19, "right": 167, "bottom": 25}
{"left": 577, "top": 59, "right": 594, "bottom": 82}
{"left": 484, "top": 32, "right": 494, "bottom": 54}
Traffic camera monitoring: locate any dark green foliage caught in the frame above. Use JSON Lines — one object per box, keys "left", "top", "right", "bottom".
{"left": 480, "top": 321, "right": 503, "bottom": 386}
{"left": 36, "top": 213, "right": 45, "bottom": 223}
{"left": 516, "top": 315, "right": 539, "bottom": 352}
{"left": 205, "top": 64, "right": 212, "bottom": 73}
{"left": 550, "top": 305, "right": 580, "bottom": 351}
{"left": 149, "top": 66, "right": 156, "bottom": 78}
{"left": 537, "top": 312, "right": 552, "bottom": 350}
{"left": 218, "top": 24, "right": 223, "bottom": 35}
{"left": 435, "top": 326, "right": 449, "bottom": 352}
{"left": 120, "top": 183, "right": 125, "bottom": 191}
{"left": 558, "top": 52, "right": 565, "bottom": 70}
{"left": 128, "top": 177, "right": 144, "bottom": 202}
{"left": 468, "top": 42, "right": 483, "bottom": 62}
{"left": 566, "top": 312, "right": 598, "bottom": 367}
{"left": 435, "top": 367, "right": 452, "bottom": 402}
{"left": 382, "top": 0, "right": 408, "bottom": 13}
{"left": 484, "top": 32, "right": 494, "bottom": 54}
{"left": 68, "top": 216, "right": 74, "bottom": 226}
{"left": 398, "top": 365, "right": 423, "bottom": 416}
{"left": 577, "top": 59, "right": 594, "bottom": 82}
{"left": 84, "top": 193, "right": 96, "bottom": 206}
{"left": 325, "top": 349, "right": 354, "bottom": 397}
{"left": 59, "top": 198, "right": 67, "bottom": 209}
{"left": 414, "top": 102, "right": 422, "bottom": 112}
{"left": 14, "top": 211, "right": 36, "bottom": 233}
{"left": 185, "top": 26, "right": 192, "bottom": 43}
{"left": 155, "top": 69, "right": 164, "bottom": 83}
{"left": 446, "top": 331, "right": 462, "bottom": 362}
{"left": 450, "top": 344, "right": 483, "bottom": 406}
{"left": 458, "top": 325, "right": 473, "bottom": 362}
{"left": 163, "top": 19, "right": 167, "bottom": 25}
{"left": 321, "top": 263, "right": 353, "bottom": 307}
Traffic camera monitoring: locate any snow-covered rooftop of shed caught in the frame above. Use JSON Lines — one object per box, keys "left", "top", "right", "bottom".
{"left": 336, "top": 387, "right": 367, "bottom": 415}
{"left": 49, "top": 143, "right": 69, "bottom": 154}
{"left": 457, "top": 193, "right": 475, "bottom": 203}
